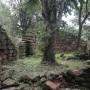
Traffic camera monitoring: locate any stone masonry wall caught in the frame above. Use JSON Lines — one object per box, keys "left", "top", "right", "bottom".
{"left": 18, "top": 32, "right": 36, "bottom": 58}
{"left": 54, "top": 33, "right": 86, "bottom": 53}
{"left": 0, "top": 26, "right": 17, "bottom": 64}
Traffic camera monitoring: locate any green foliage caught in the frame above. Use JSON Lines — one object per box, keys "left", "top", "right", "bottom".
{"left": 23, "top": 0, "right": 41, "bottom": 15}
{"left": 13, "top": 54, "right": 84, "bottom": 77}
{"left": 59, "top": 26, "right": 78, "bottom": 38}
{"left": 82, "top": 25, "right": 90, "bottom": 41}
{"left": 19, "top": 0, "right": 41, "bottom": 35}
{"left": 35, "top": 20, "right": 55, "bottom": 52}
{"left": 0, "top": 1, "right": 11, "bottom": 35}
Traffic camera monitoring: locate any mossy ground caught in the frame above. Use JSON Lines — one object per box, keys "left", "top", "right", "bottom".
{"left": 9, "top": 53, "right": 84, "bottom": 78}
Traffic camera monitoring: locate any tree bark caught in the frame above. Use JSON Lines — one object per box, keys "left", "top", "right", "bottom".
{"left": 42, "top": 25, "right": 56, "bottom": 65}
{"left": 76, "top": 25, "right": 82, "bottom": 49}
{"left": 41, "top": 0, "right": 65, "bottom": 64}
{"left": 0, "top": 57, "right": 2, "bottom": 88}
{"left": 42, "top": 33, "right": 56, "bottom": 64}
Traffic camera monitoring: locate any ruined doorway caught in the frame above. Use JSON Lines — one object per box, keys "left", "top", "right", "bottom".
{"left": 25, "top": 41, "right": 34, "bottom": 57}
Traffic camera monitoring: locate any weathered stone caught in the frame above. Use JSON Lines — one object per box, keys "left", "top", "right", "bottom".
{"left": 18, "top": 75, "right": 32, "bottom": 84}
{"left": 0, "top": 26, "right": 17, "bottom": 64}
{"left": 43, "top": 80, "right": 60, "bottom": 90}
{"left": 3, "top": 79, "right": 17, "bottom": 86}
{"left": 85, "top": 60, "right": 90, "bottom": 65}
{"left": 18, "top": 33, "right": 36, "bottom": 58}
{"left": 1, "top": 69, "right": 15, "bottom": 82}
{"left": 17, "top": 83, "right": 31, "bottom": 90}
{"left": 40, "top": 77, "right": 47, "bottom": 83}
{"left": 1, "top": 71, "right": 10, "bottom": 82}
{"left": 3, "top": 87, "right": 19, "bottom": 90}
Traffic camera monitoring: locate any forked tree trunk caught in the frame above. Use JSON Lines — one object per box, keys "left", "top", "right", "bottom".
{"left": 41, "top": 0, "right": 65, "bottom": 64}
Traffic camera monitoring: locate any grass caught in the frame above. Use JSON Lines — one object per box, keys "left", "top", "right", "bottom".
{"left": 10, "top": 53, "right": 84, "bottom": 78}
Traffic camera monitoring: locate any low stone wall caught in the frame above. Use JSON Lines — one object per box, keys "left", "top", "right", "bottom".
{"left": 54, "top": 33, "right": 86, "bottom": 53}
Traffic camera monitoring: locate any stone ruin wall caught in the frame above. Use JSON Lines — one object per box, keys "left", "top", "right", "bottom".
{"left": 18, "top": 32, "right": 36, "bottom": 58}
{"left": 0, "top": 27, "right": 17, "bottom": 64}
{"left": 54, "top": 34, "right": 86, "bottom": 53}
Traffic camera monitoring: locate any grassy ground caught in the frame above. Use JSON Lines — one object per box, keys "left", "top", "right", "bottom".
{"left": 9, "top": 53, "right": 84, "bottom": 78}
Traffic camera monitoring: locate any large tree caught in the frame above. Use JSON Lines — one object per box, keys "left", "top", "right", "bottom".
{"left": 40, "top": 0, "right": 66, "bottom": 64}
{"left": 76, "top": 0, "right": 90, "bottom": 49}
{"left": 9, "top": 0, "right": 31, "bottom": 36}
{"left": 40, "top": 0, "right": 87, "bottom": 64}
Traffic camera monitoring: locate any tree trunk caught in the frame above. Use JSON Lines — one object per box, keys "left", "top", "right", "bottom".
{"left": 42, "top": 34, "right": 56, "bottom": 64}
{"left": 42, "top": 25, "right": 56, "bottom": 65}
{"left": 41, "top": 0, "right": 65, "bottom": 64}
{"left": 76, "top": 25, "right": 82, "bottom": 49}
{"left": 0, "top": 57, "right": 1, "bottom": 88}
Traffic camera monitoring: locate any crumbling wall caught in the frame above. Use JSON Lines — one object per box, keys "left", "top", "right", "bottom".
{"left": 18, "top": 32, "right": 36, "bottom": 58}
{"left": 54, "top": 33, "right": 86, "bottom": 53}
{"left": 0, "top": 26, "right": 17, "bottom": 64}
{"left": 18, "top": 41, "right": 26, "bottom": 58}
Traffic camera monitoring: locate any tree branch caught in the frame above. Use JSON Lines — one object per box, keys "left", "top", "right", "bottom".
{"left": 85, "top": 0, "right": 89, "bottom": 14}
{"left": 82, "top": 12, "right": 90, "bottom": 25}
{"left": 57, "top": 0, "right": 65, "bottom": 27}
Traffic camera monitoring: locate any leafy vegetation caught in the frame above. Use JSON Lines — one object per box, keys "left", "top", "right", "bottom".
{"left": 0, "top": 0, "right": 90, "bottom": 89}
{"left": 12, "top": 54, "right": 84, "bottom": 78}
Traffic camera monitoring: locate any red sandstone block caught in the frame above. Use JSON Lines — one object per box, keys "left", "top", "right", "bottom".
{"left": 45, "top": 80, "right": 60, "bottom": 90}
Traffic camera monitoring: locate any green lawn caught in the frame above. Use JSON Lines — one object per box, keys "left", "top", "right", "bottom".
{"left": 11, "top": 53, "right": 84, "bottom": 78}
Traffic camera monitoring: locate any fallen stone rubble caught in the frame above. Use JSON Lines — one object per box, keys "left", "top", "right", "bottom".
{"left": 1, "top": 65, "right": 90, "bottom": 90}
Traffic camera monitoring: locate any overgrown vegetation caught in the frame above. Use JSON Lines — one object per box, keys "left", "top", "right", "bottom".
{"left": 8, "top": 53, "right": 84, "bottom": 77}
{"left": 0, "top": 0, "right": 90, "bottom": 90}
